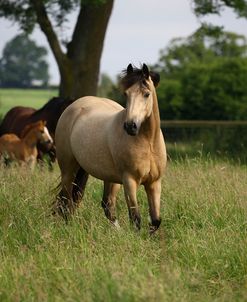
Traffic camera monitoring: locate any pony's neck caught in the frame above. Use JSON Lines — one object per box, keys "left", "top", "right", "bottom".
{"left": 141, "top": 88, "right": 160, "bottom": 142}
{"left": 22, "top": 130, "right": 38, "bottom": 148}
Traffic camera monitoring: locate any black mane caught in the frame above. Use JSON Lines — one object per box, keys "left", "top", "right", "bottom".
{"left": 33, "top": 97, "right": 73, "bottom": 116}
{"left": 120, "top": 64, "right": 160, "bottom": 90}
{"left": 120, "top": 66, "right": 149, "bottom": 91}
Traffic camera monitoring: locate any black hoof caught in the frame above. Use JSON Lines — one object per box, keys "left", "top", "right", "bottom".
{"left": 149, "top": 219, "right": 161, "bottom": 234}
{"left": 52, "top": 196, "right": 71, "bottom": 221}
{"left": 129, "top": 213, "right": 141, "bottom": 231}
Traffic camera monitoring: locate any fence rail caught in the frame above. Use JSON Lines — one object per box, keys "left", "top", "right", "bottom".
{"left": 161, "top": 120, "right": 247, "bottom": 128}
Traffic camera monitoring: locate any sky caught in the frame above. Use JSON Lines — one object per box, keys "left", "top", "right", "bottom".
{"left": 0, "top": 0, "right": 246, "bottom": 84}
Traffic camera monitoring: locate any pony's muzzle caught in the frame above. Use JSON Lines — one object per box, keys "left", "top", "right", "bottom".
{"left": 44, "top": 139, "right": 53, "bottom": 149}
{"left": 123, "top": 121, "right": 138, "bottom": 136}
{"left": 45, "top": 139, "right": 53, "bottom": 144}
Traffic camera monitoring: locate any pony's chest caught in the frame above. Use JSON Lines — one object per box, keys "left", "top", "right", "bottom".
{"left": 26, "top": 154, "right": 36, "bottom": 163}
{"left": 141, "top": 153, "right": 165, "bottom": 183}
{"left": 23, "top": 147, "right": 37, "bottom": 161}
{"left": 119, "top": 143, "right": 165, "bottom": 183}
{"left": 144, "top": 153, "right": 166, "bottom": 183}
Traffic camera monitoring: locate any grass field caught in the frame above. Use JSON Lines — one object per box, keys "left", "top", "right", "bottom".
{"left": 0, "top": 158, "right": 246, "bottom": 301}
{"left": 0, "top": 89, "right": 58, "bottom": 116}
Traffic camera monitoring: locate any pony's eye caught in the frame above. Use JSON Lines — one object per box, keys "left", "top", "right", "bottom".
{"left": 124, "top": 92, "right": 127, "bottom": 97}
{"left": 144, "top": 92, "right": 150, "bottom": 98}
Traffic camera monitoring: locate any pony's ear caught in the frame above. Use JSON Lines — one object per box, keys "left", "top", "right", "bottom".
{"left": 43, "top": 120, "right": 47, "bottom": 126}
{"left": 142, "top": 63, "right": 149, "bottom": 79}
{"left": 150, "top": 71, "right": 160, "bottom": 87}
{"left": 127, "top": 64, "right": 133, "bottom": 74}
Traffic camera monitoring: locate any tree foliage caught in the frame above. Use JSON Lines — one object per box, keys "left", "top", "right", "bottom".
{"left": 0, "top": 34, "right": 49, "bottom": 88}
{"left": 97, "top": 73, "right": 115, "bottom": 98}
{"left": 154, "top": 28, "right": 247, "bottom": 120}
{"left": 192, "top": 0, "right": 247, "bottom": 18}
{"left": 0, "top": 0, "right": 246, "bottom": 98}
{"left": 0, "top": 0, "right": 113, "bottom": 98}
{"left": 0, "top": 0, "right": 79, "bottom": 32}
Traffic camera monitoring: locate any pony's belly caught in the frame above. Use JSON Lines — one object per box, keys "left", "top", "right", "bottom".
{"left": 74, "top": 150, "right": 122, "bottom": 183}
{"left": 87, "top": 168, "right": 122, "bottom": 184}
{"left": 70, "top": 127, "right": 122, "bottom": 183}
{"left": 76, "top": 158, "right": 122, "bottom": 183}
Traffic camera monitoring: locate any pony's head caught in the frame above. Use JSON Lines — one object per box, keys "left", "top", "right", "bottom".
{"left": 22, "top": 120, "right": 53, "bottom": 147}
{"left": 35, "top": 120, "right": 54, "bottom": 147}
{"left": 121, "top": 64, "right": 160, "bottom": 136}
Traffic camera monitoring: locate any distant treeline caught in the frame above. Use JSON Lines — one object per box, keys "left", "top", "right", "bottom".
{"left": 0, "top": 35, "right": 49, "bottom": 89}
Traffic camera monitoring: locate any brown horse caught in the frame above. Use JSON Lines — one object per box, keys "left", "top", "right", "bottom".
{"left": 54, "top": 64, "right": 167, "bottom": 233}
{"left": 0, "top": 97, "right": 74, "bottom": 166}
{"left": 0, "top": 120, "right": 53, "bottom": 170}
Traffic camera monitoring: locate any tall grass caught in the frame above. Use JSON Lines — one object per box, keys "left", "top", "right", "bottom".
{"left": 0, "top": 159, "right": 246, "bottom": 301}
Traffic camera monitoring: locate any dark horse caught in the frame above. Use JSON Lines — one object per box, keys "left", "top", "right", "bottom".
{"left": 0, "top": 97, "right": 74, "bottom": 167}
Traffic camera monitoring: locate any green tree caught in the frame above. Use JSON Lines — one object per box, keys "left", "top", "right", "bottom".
{"left": 0, "top": 1, "right": 246, "bottom": 98}
{"left": 0, "top": 34, "right": 49, "bottom": 88}
{"left": 155, "top": 29, "right": 247, "bottom": 120}
{"left": 192, "top": 0, "right": 247, "bottom": 18}
{"left": 97, "top": 73, "right": 114, "bottom": 97}
{"left": 205, "top": 58, "right": 247, "bottom": 119}
{"left": 156, "top": 27, "right": 247, "bottom": 74}
{"left": 0, "top": 0, "right": 113, "bottom": 98}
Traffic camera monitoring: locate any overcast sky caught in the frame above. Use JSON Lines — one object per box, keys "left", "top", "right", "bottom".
{"left": 0, "top": 0, "right": 246, "bottom": 84}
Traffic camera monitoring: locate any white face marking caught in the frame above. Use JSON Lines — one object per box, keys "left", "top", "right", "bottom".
{"left": 43, "top": 126, "right": 53, "bottom": 143}
{"left": 125, "top": 81, "right": 153, "bottom": 127}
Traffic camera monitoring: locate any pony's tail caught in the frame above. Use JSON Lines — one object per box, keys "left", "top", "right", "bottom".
{"left": 50, "top": 177, "right": 62, "bottom": 214}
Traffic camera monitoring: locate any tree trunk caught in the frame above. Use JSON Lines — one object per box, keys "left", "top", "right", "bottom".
{"left": 32, "top": 0, "right": 114, "bottom": 99}
{"left": 62, "top": 0, "right": 114, "bottom": 99}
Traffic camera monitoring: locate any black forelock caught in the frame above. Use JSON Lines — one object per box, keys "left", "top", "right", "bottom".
{"left": 120, "top": 66, "right": 150, "bottom": 91}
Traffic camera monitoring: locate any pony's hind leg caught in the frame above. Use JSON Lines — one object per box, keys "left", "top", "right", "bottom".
{"left": 72, "top": 167, "right": 89, "bottom": 205}
{"left": 144, "top": 179, "right": 162, "bottom": 234}
{"left": 54, "top": 157, "right": 80, "bottom": 220}
{"left": 102, "top": 182, "right": 121, "bottom": 228}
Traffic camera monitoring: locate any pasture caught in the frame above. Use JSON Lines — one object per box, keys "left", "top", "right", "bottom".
{"left": 0, "top": 89, "right": 57, "bottom": 116}
{"left": 0, "top": 159, "right": 246, "bottom": 301}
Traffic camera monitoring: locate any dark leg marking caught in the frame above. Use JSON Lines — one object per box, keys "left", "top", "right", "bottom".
{"left": 53, "top": 190, "right": 71, "bottom": 221}
{"left": 72, "top": 168, "right": 89, "bottom": 204}
{"left": 149, "top": 218, "right": 161, "bottom": 234}
{"left": 128, "top": 210, "right": 141, "bottom": 230}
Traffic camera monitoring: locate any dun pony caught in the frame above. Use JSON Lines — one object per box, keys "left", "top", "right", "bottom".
{"left": 54, "top": 64, "right": 166, "bottom": 233}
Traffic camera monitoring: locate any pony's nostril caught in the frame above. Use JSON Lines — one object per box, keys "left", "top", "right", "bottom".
{"left": 45, "top": 139, "right": 53, "bottom": 145}
{"left": 132, "top": 122, "right": 137, "bottom": 130}
{"left": 124, "top": 121, "right": 138, "bottom": 135}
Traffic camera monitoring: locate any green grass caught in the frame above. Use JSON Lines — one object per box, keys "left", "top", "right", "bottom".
{"left": 0, "top": 89, "right": 58, "bottom": 116}
{"left": 0, "top": 158, "right": 246, "bottom": 301}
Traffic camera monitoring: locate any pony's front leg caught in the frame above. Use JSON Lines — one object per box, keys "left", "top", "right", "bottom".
{"left": 47, "top": 145, "right": 56, "bottom": 171}
{"left": 29, "top": 156, "right": 37, "bottom": 171}
{"left": 144, "top": 179, "right": 162, "bottom": 234}
{"left": 102, "top": 182, "right": 121, "bottom": 228}
{"left": 123, "top": 175, "right": 141, "bottom": 230}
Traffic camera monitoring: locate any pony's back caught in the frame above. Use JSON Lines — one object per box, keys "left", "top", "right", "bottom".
{"left": 0, "top": 106, "right": 36, "bottom": 136}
